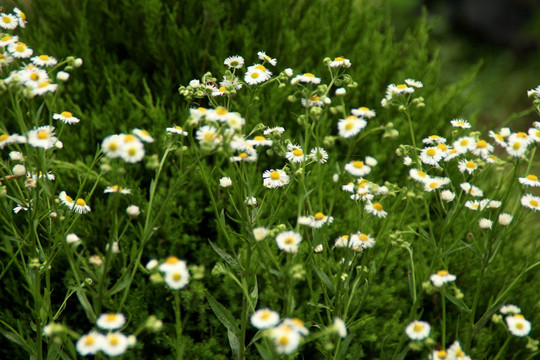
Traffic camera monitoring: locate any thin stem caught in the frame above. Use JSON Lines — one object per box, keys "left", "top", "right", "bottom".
{"left": 174, "top": 291, "right": 184, "bottom": 360}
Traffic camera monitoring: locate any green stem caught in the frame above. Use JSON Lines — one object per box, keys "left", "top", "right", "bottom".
{"left": 441, "top": 287, "right": 447, "bottom": 349}
{"left": 174, "top": 291, "right": 184, "bottom": 360}
{"left": 492, "top": 334, "right": 512, "bottom": 360}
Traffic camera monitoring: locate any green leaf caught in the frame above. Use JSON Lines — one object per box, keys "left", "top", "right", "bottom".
{"left": 255, "top": 342, "right": 274, "bottom": 360}
{"left": 227, "top": 329, "right": 240, "bottom": 358}
{"left": 0, "top": 321, "right": 31, "bottom": 353}
{"left": 208, "top": 240, "right": 243, "bottom": 271}
{"left": 107, "top": 273, "right": 132, "bottom": 296}
{"left": 313, "top": 266, "right": 335, "bottom": 295}
{"left": 205, "top": 290, "right": 239, "bottom": 335}
{"left": 76, "top": 289, "right": 96, "bottom": 322}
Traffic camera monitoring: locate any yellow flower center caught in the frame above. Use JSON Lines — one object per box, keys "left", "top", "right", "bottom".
{"left": 76, "top": 199, "right": 87, "bottom": 206}
{"left": 1, "top": 35, "right": 11, "bottom": 41}
{"left": 516, "top": 323, "right": 524, "bottom": 329}
{"left": 334, "top": 57, "right": 345, "bottom": 61}
{"left": 37, "top": 131, "right": 49, "bottom": 139}
{"left": 270, "top": 171, "right": 281, "bottom": 180}
{"left": 413, "top": 324, "right": 423, "bottom": 332}
{"left": 529, "top": 199, "right": 539, "bottom": 207}
{"left": 456, "top": 349, "right": 464, "bottom": 357}
{"left": 426, "top": 148, "right": 436, "bottom": 157}
{"left": 197, "top": 107, "right": 206, "bottom": 112}
{"left": 466, "top": 160, "right": 476, "bottom": 169}
{"left": 291, "top": 318, "right": 304, "bottom": 326}
{"left": 165, "top": 256, "right": 179, "bottom": 264}
{"left": 429, "top": 182, "right": 438, "bottom": 189}
{"left": 396, "top": 84, "right": 407, "bottom": 89}
{"left": 124, "top": 134, "right": 136, "bottom": 142}
{"left": 218, "top": 86, "right": 226, "bottom": 92}
{"left": 19, "top": 11, "right": 27, "bottom": 21}
{"left": 253, "top": 136, "right": 265, "bottom": 141}
{"left": 292, "top": 149, "right": 303, "bottom": 156}
{"left": 514, "top": 314, "right": 525, "bottom": 319}
{"left": 372, "top": 202, "right": 383, "bottom": 211}
{"left": 342, "top": 235, "right": 349, "bottom": 239}
{"left": 495, "top": 134, "right": 504, "bottom": 141}
{"left": 516, "top": 132, "right": 527, "bottom": 138}
{"left": 0, "top": 134, "right": 9, "bottom": 141}
{"left": 108, "top": 142, "right": 118, "bottom": 151}
{"left": 2, "top": 17, "right": 12, "bottom": 24}
{"left": 203, "top": 132, "right": 213, "bottom": 139}
{"left": 303, "top": 73, "right": 315, "bottom": 78}
{"left": 0, "top": 53, "right": 4, "bottom": 60}
{"left": 128, "top": 147, "right": 137, "bottom": 156}
{"left": 417, "top": 171, "right": 426, "bottom": 177}
{"left": 359, "top": 234, "right": 368, "bottom": 241}
{"left": 437, "top": 144, "right": 448, "bottom": 151}
{"left": 30, "top": 72, "right": 40, "bottom": 81}
{"left": 309, "top": 95, "right": 320, "bottom": 101}
{"left": 260, "top": 311, "right": 270, "bottom": 319}
{"left": 15, "top": 43, "right": 26, "bottom": 52}
{"left": 238, "top": 152, "right": 248, "bottom": 158}
{"left": 278, "top": 336, "right": 289, "bottom": 345}
{"left": 39, "top": 55, "right": 50, "bottom": 61}
{"left": 173, "top": 272, "right": 182, "bottom": 281}
{"left": 110, "top": 336, "right": 119, "bottom": 346}
{"left": 437, "top": 270, "right": 449, "bottom": 276}
{"left": 174, "top": 126, "right": 183, "bottom": 130}
{"left": 284, "top": 237, "right": 295, "bottom": 245}
{"left": 345, "top": 122, "right": 354, "bottom": 130}
{"left": 106, "top": 314, "right": 117, "bottom": 322}
{"left": 359, "top": 106, "right": 369, "bottom": 111}
{"left": 526, "top": 174, "right": 538, "bottom": 181}
{"left": 38, "top": 81, "right": 50, "bottom": 88}
{"left": 513, "top": 142, "right": 522, "bottom": 150}
{"left": 85, "top": 336, "right": 95, "bottom": 346}
{"left": 61, "top": 111, "right": 73, "bottom": 117}
{"left": 438, "top": 350, "right": 447, "bottom": 358}
{"left": 352, "top": 161, "right": 364, "bottom": 168}
{"left": 250, "top": 72, "right": 260, "bottom": 79}
{"left": 358, "top": 179, "right": 369, "bottom": 187}
{"left": 476, "top": 140, "right": 487, "bottom": 148}
{"left": 216, "top": 107, "right": 228, "bottom": 115}
{"left": 314, "top": 212, "right": 325, "bottom": 220}
{"left": 64, "top": 195, "right": 73, "bottom": 203}
{"left": 254, "top": 65, "right": 266, "bottom": 72}
{"left": 460, "top": 139, "right": 469, "bottom": 146}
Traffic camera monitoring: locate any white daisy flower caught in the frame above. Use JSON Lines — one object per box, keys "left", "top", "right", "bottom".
{"left": 27, "top": 126, "right": 57, "bottom": 149}
{"left": 21, "top": 68, "right": 50, "bottom": 88}
{"left": 121, "top": 140, "right": 145, "bottom": 163}
{"left": 333, "top": 317, "right": 348, "bottom": 338}
{"left": 508, "top": 131, "right": 531, "bottom": 146}
{"left": 298, "top": 212, "right": 334, "bottom": 229}
{"left": 166, "top": 125, "right": 188, "bottom": 136}
{"left": 0, "top": 13, "right": 18, "bottom": 30}
{"left": 472, "top": 139, "right": 494, "bottom": 158}
{"left": 353, "top": 232, "right": 375, "bottom": 248}
{"left": 301, "top": 94, "right": 326, "bottom": 108}
{"left": 441, "top": 190, "right": 455, "bottom": 202}
{"left": 338, "top": 115, "right": 367, "bottom": 138}
{"left": 257, "top": 51, "right": 277, "bottom": 66}
{"left": 478, "top": 218, "right": 493, "bottom": 229}
{"left": 351, "top": 107, "right": 375, "bottom": 118}
{"left": 219, "top": 177, "right": 232, "bottom": 188}
{"left": 13, "top": 8, "right": 27, "bottom": 28}
{"left": 404, "top": 78, "right": 423, "bottom": 88}
{"left": 521, "top": 194, "right": 540, "bottom": 211}
{"left": 224, "top": 55, "right": 244, "bottom": 69}
{"left": 453, "top": 136, "right": 476, "bottom": 154}
{"left": 245, "top": 64, "right": 272, "bottom": 85}
{"left": 8, "top": 41, "right": 32, "bottom": 58}
{"left": 72, "top": 197, "right": 91, "bottom": 214}
{"left": 101, "top": 332, "right": 129, "bottom": 357}
{"left": 457, "top": 159, "right": 478, "bottom": 174}
{"left": 76, "top": 331, "right": 104, "bottom": 356}
{"left": 102, "top": 134, "right": 125, "bottom": 158}
{"left": 53, "top": 111, "right": 80, "bottom": 125}
{"left": 245, "top": 196, "right": 257, "bottom": 206}
{"left": 104, "top": 185, "right": 131, "bottom": 194}
{"left": 498, "top": 213, "right": 513, "bottom": 226}
{"left": 447, "top": 341, "right": 471, "bottom": 360}
{"left": 329, "top": 56, "right": 351, "bottom": 68}
{"left": 500, "top": 304, "right": 521, "bottom": 315}
{"left": 422, "top": 135, "right": 446, "bottom": 145}
{"left": 409, "top": 168, "right": 431, "bottom": 183}
{"left": 263, "top": 169, "right": 290, "bottom": 188}
{"left": 31, "top": 54, "right": 58, "bottom": 67}
{"left": 246, "top": 135, "right": 272, "bottom": 147}
{"left": 430, "top": 270, "right": 456, "bottom": 287}
{"left": 250, "top": 308, "right": 280, "bottom": 329}
{"left": 386, "top": 83, "right": 415, "bottom": 98}
{"left": 420, "top": 146, "right": 444, "bottom": 166}
{"left": 528, "top": 127, "right": 540, "bottom": 142}
{"left": 519, "top": 174, "right": 540, "bottom": 187}
{"left": 97, "top": 313, "right": 126, "bottom": 330}
{"left": 133, "top": 128, "right": 154, "bottom": 143}
{"left": 292, "top": 73, "right": 321, "bottom": 85}
{"left": 344, "top": 160, "right": 371, "bottom": 177}
{"left": 405, "top": 320, "right": 431, "bottom": 340}
{"left": 450, "top": 118, "right": 471, "bottom": 129}
{"left": 309, "top": 147, "right": 329, "bottom": 163}
{"left": 229, "top": 148, "right": 257, "bottom": 162}
{"left": 430, "top": 350, "right": 449, "bottom": 360}
{"left": 488, "top": 130, "right": 508, "bottom": 147}
{"left": 364, "top": 201, "right": 387, "bottom": 218}
{"left": 252, "top": 227, "right": 269, "bottom": 241}
{"left": 0, "top": 34, "right": 18, "bottom": 47}
{"left": 282, "top": 318, "right": 309, "bottom": 336}
{"left": 164, "top": 266, "right": 190, "bottom": 290}
{"left": 505, "top": 314, "right": 531, "bottom": 337}
{"left": 189, "top": 107, "right": 209, "bottom": 123}
{"left": 423, "top": 177, "right": 450, "bottom": 192}
{"left": 506, "top": 138, "right": 527, "bottom": 157}
{"left": 263, "top": 126, "right": 285, "bottom": 136}
{"left": 31, "top": 81, "right": 57, "bottom": 96}
{"left": 270, "top": 323, "right": 301, "bottom": 354}
{"left": 158, "top": 256, "right": 187, "bottom": 273}
{"left": 285, "top": 144, "right": 305, "bottom": 163}
{"left": 275, "top": 231, "right": 302, "bottom": 253}
{"left": 460, "top": 182, "right": 483, "bottom": 197}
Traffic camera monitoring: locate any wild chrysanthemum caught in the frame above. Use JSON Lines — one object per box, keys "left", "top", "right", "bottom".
{"left": 0, "top": 34, "right": 18, "bottom": 47}
{"left": 457, "top": 159, "right": 478, "bottom": 174}
{"left": 353, "top": 232, "right": 375, "bottom": 248}
{"left": 423, "top": 177, "right": 450, "bottom": 192}
{"left": 292, "top": 73, "right": 321, "bottom": 85}
{"left": 166, "top": 125, "right": 188, "bottom": 136}
{"left": 298, "top": 212, "right": 334, "bottom": 229}
{"left": 133, "top": 129, "right": 154, "bottom": 143}
{"left": 31, "top": 81, "right": 57, "bottom": 96}
{"left": 264, "top": 126, "right": 285, "bottom": 136}
{"left": 500, "top": 304, "right": 521, "bottom": 315}
{"left": 309, "top": 147, "right": 328, "bottom": 163}
{"left": 195, "top": 125, "right": 221, "bottom": 149}
{"left": 247, "top": 135, "right": 273, "bottom": 147}
{"left": 0, "top": 13, "right": 18, "bottom": 30}
{"left": 521, "top": 194, "right": 540, "bottom": 211}
{"left": 422, "top": 135, "right": 446, "bottom": 145}
{"left": 409, "top": 168, "right": 430, "bottom": 183}
{"left": 453, "top": 136, "right": 476, "bottom": 154}
{"left": 519, "top": 174, "right": 540, "bottom": 187}
{"left": 263, "top": 169, "right": 290, "bottom": 189}
{"left": 405, "top": 320, "right": 431, "bottom": 340}
{"left": 219, "top": 177, "right": 232, "bottom": 187}
{"left": 97, "top": 313, "right": 126, "bottom": 330}
{"left": 404, "top": 78, "right": 423, "bottom": 88}
{"left": 121, "top": 140, "right": 145, "bottom": 163}
{"left": 429, "top": 350, "right": 449, "bottom": 360}
{"left": 101, "top": 332, "right": 129, "bottom": 357}
{"left": 528, "top": 127, "right": 540, "bottom": 142}
{"left": 158, "top": 256, "right": 187, "bottom": 273}
{"left": 53, "top": 111, "right": 80, "bottom": 125}
{"left": 229, "top": 148, "right": 257, "bottom": 162}
{"left": 329, "top": 56, "right": 351, "bottom": 68}
{"left": 13, "top": 8, "right": 27, "bottom": 28}
{"left": 364, "top": 201, "right": 387, "bottom": 218}
{"left": 104, "top": 185, "right": 131, "bottom": 194}
{"left": 447, "top": 341, "right": 471, "bottom": 360}
{"left": 430, "top": 270, "right": 456, "bottom": 287}
{"left": 498, "top": 213, "right": 513, "bottom": 226}
{"left": 460, "top": 182, "right": 484, "bottom": 197}
{"left": 450, "top": 118, "right": 471, "bottom": 129}
{"left": 420, "top": 146, "right": 444, "bottom": 166}
{"left": 245, "top": 64, "right": 272, "bottom": 85}
{"left": 270, "top": 323, "right": 301, "bottom": 354}
{"left": 441, "top": 190, "right": 455, "bottom": 202}
{"left": 101, "top": 134, "right": 125, "bottom": 158}
{"left": 283, "top": 318, "right": 309, "bottom": 336}
{"left": 76, "top": 331, "right": 104, "bottom": 356}
{"left": 31, "top": 54, "right": 58, "bottom": 67}
{"left": 275, "top": 231, "right": 302, "bottom": 253}
{"left": 285, "top": 144, "right": 305, "bottom": 163}
{"left": 257, "top": 51, "right": 277, "bottom": 66}
{"left": 350, "top": 107, "right": 375, "bottom": 119}
{"left": 505, "top": 314, "right": 531, "bottom": 337}
{"left": 506, "top": 138, "right": 527, "bottom": 157}
{"left": 164, "top": 266, "right": 190, "bottom": 290}
{"left": 253, "top": 227, "right": 269, "bottom": 241}
{"left": 332, "top": 317, "right": 348, "bottom": 338}
{"left": 338, "top": 115, "right": 367, "bottom": 138}
{"left": 301, "top": 94, "right": 328, "bottom": 107}
{"left": 478, "top": 218, "right": 493, "bottom": 229}
{"left": 72, "top": 197, "right": 91, "bottom": 214}
{"left": 20, "top": 68, "right": 50, "bottom": 87}
{"left": 8, "top": 41, "right": 32, "bottom": 58}
{"left": 344, "top": 160, "right": 371, "bottom": 177}
{"left": 250, "top": 308, "right": 280, "bottom": 329}
{"left": 472, "top": 139, "right": 493, "bottom": 158}
{"left": 27, "top": 126, "right": 57, "bottom": 149}
{"left": 224, "top": 55, "right": 244, "bottom": 69}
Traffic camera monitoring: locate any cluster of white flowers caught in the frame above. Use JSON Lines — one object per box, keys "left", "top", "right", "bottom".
{"left": 334, "top": 231, "right": 376, "bottom": 251}
{"left": 154, "top": 256, "right": 190, "bottom": 290}
{"left": 101, "top": 131, "right": 152, "bottom": 163}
